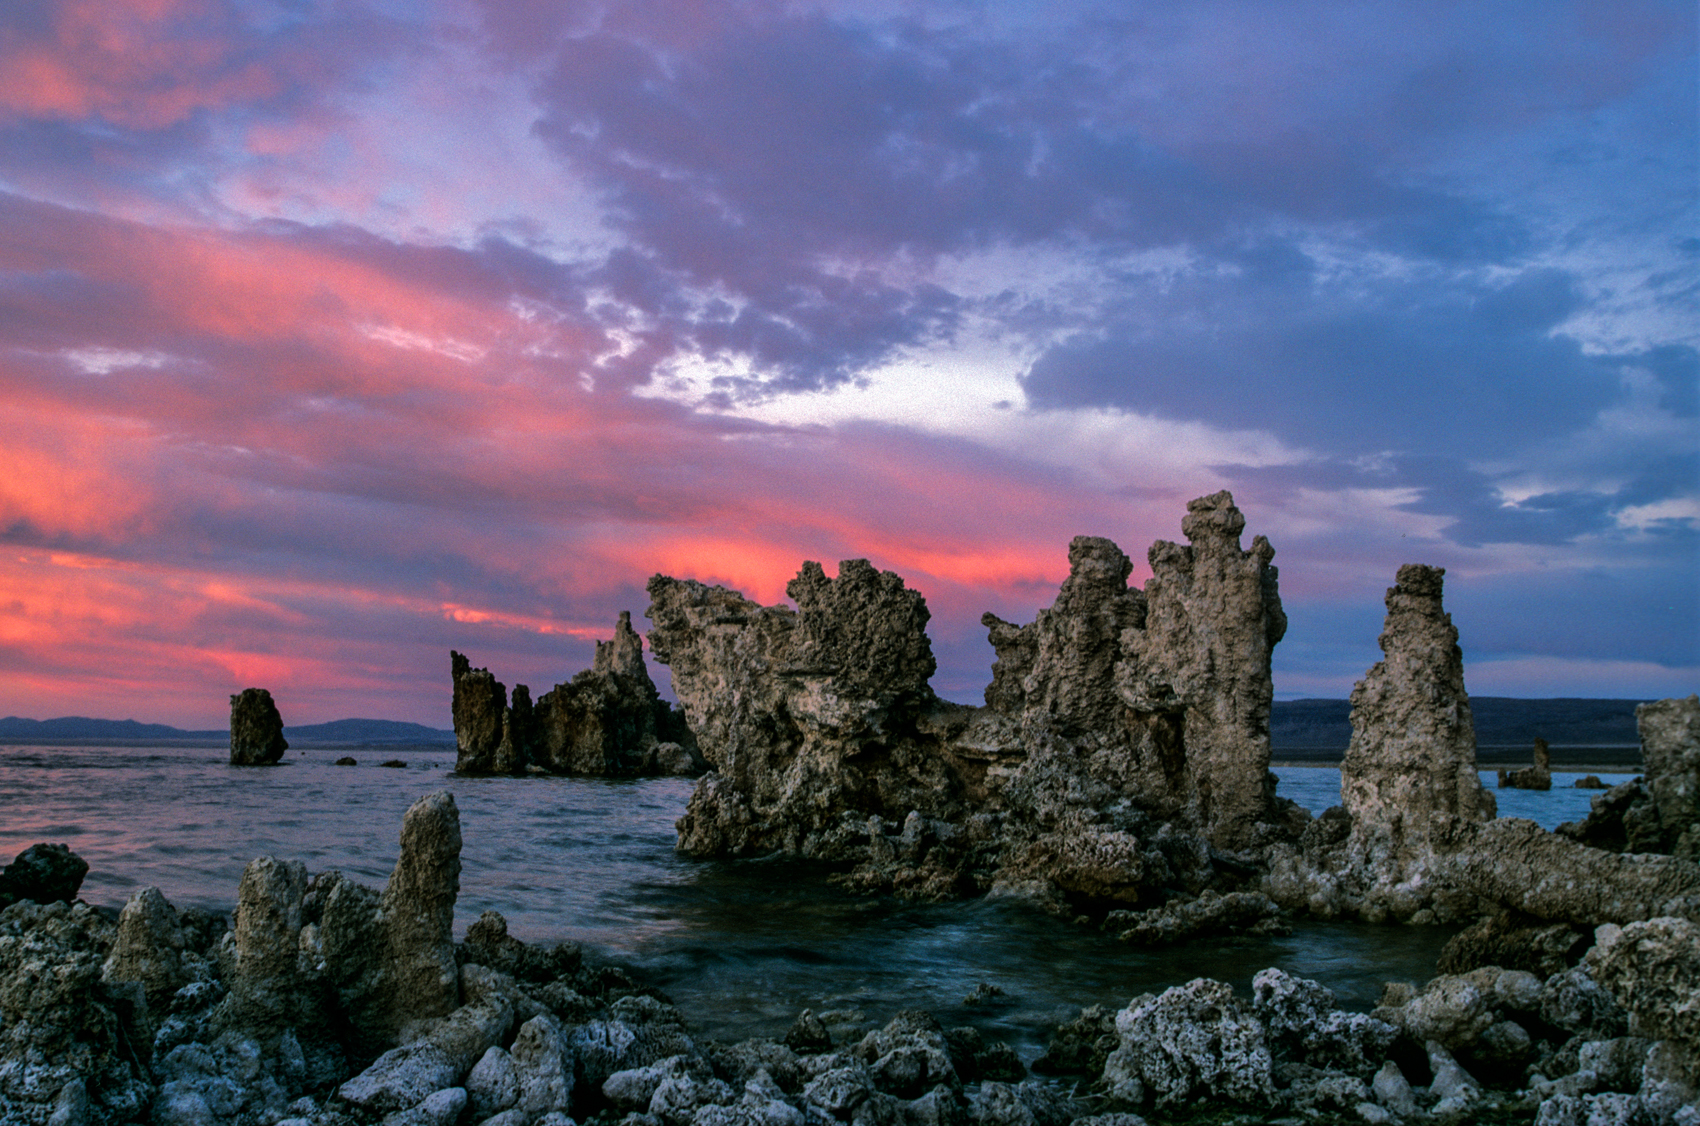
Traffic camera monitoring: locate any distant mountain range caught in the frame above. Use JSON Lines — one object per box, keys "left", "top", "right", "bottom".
{"left": 1270, "top": 696, "right": 1647, "bottom": 751}
{"left": 0, "top": 716, "right": 456, "bottom": 746}
{"left": 0, "top": 697, "right": 1654, "bottom": 751}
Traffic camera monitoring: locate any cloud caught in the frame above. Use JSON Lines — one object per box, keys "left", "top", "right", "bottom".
{"left": 0, "top": 0, "right": 1691, "bottom": 724}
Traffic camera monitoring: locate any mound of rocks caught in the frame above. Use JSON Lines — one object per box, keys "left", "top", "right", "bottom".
{"left": 452, "top": 613, "right": 704, "bottom": 777}
{"left": 229, "top": 687, "right": 288, "bottom": 766}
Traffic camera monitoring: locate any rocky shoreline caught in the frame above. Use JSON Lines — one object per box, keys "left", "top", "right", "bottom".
{"left": 2, "top": 789, "right": 1696, "bottom": 1126}
{"left": 6, "top": 491, "right": 1695, "bottom": 1125}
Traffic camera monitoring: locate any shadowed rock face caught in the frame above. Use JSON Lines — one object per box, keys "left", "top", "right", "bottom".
{"left": 452, "top": 614, "right": 701, "bottom": 777}
{"left": 647, "top": 492, "right": 1300, "bottom": 909}
{"left": 229, "top": 687, "right": 288, "bottom": 766}
{"left": 1562, "top": 696, "right": 1700, "bottom": 859}
{"left": 650, "top": 558, "right": 969, "bottom": 861}
{"left": 1116, "top": 491, "right": 1289, "bottom": 850}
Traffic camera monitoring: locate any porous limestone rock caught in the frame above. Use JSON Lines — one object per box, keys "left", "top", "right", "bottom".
{"left": 229, "top": 687, "right": 288, "bottom": 766}
{"left": 1500, "top": 738, "right": 1554, "bottom": 790}
{"left": 1449, "top": 818, "right": 1700, "bottom": 925}
{"left": 0, "top": 899, "right": 154, "bottom": 1125}
{"left": 1100, "top": 979, "right": 1274, "bottom": 1108}
{"left": 532, "top": 612, "right": 702, "bottom": 776}
{"left": 322, "top": 789, "right": 463, "bottom": 1054}
{"left": 101, "top": 886, "right": 188, "bottom": 1015}
{"left": 1104, "top": 890, "right": 1285, "bottom": 946}
{"left": 210, "top": 856, "right": 320, "bottom": 1040}
{"left": 451, "top": 652, "right": 516, "bottom": 774}
{"left": 648, "top": 492, "right": 1301, "bottom": 913}
{"left": 1436, "top": 908, "right": 1588, "bottom": 977}
{"left": 1112, "top": 491, "right": 1289, "bottom": 851}
{"left": 1640, "top": 696, "right": 1700, "bottom": 860}
{"left": 1338, "top": 564, "right": 1496, "bottom": 917}
{"left": 1560, "top": 696, "right": 1700, "bottom": 860}
{"left": 452, "top": 615, "right": 701, "bottom": 777}
{"left": 650, "top": 557, "right": 966, "bottom": 861}
{"left": 1585, "top": 917, "right": 1700, "bottom": 1048}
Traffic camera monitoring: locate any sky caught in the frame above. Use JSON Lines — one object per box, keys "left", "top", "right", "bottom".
{"left": 0, "top": 0, "right": 1694, "bottom": 729}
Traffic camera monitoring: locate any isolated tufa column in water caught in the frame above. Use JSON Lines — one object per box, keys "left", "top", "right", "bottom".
{"left": 229, "top": 687, "right": 288, "bottom": 766}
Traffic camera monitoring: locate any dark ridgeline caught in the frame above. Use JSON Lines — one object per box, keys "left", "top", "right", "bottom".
{"left": 1271, "top": 697, "right": 1646, "bottom": 763}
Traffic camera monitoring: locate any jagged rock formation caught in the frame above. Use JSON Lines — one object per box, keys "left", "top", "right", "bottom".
{"left": 1499, "top": 737, "right": 1554, "bottom": 790}
{"left": 228, "top": 687, "right": 287, "bottom": 766}
{"left": 451, "top": 652, "right": 510, "bottom": 773}
{"left": 1263, "top": 571, "right": 1700, "bottom": 930}
{"left": 1339, "top": 565, "right": 1496, "bottom": 903}
{"left": 1559, "top": 694, "right": 1700, "bottom": 859}
{"left": 648, "top": 492, "right": 1304, "bottom": 913}
{"left": 451, "top": 614, "right": 702, "bottom": 777}
{"left": 649, "top": 557, "right": 970, "bottom": 861}
{"left": 1114, "top": 491, "right": 1290, "bottom": 851}
{"left": 204, "top": 790, "right": 464, "bottom": 1068}
{"left": 1267, "top": 565, "right": 1499, "bottom": 923}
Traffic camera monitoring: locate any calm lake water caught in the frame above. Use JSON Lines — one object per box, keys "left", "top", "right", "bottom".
{"left": 0, "top": 743, "right": 1634, "bottom": 1057}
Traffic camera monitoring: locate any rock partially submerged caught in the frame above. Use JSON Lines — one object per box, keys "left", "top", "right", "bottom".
{"left": 452, "top": 613, "right": 703, "bottom": 777}
{"left": 1500, "top": 737, "right": 1554, "bottom": 790}
{"left": 649, "top": 492, "right": 1303, "bottom": 915}
{"left": 229, "top": 687, "right": 288, "bottom": 766}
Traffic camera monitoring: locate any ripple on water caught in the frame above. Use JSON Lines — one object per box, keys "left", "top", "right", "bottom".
{"left": 0, "top": 744, "right": 1622, "bottom": 1050}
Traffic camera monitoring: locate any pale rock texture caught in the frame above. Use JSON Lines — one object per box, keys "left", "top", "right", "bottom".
{"left": 648, "top": 492, "right": 1301, "bottom": 911}
{"left": 0, "top": 900, "right": 153, "bottom": 1125}
{"left": 650, "top": 557, "right": 965, "bottom": 862}
{"left": 1100, "top": 979, "right": 1274, "bottom": 1108}
{"left": 1640, "top": 697, "right": 1700, "bottom": 860}
{"left": 210, "top": 857, "right": 319, "bottom": 1040}
{"left": 1112, "top": 491, "right": 1289, "bottom": 851}
{"left": 1336, "top": 564, "right": 1495, "bottom": 919}
{"left": 321, "top": 789, "right": 463, "bottom": 1054}
{"left": 228, "top": 687, "right": 288, "bottom": 766}
{"left": 1585, "top": 917, "right": 1700, "bottom": 1049}
{"left": 1448, "top": 818, "right": 1700, "bottom": 925}
{"left": 1561, "top": 696, "right": 1700, "bottom": 860}
{"left": 101, "top": 886, "right": 188, "bottom": 1015}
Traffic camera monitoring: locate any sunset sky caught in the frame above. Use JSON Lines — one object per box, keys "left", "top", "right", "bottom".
{"left": 0, "top": 0, "right": 1694, "bottom": 728}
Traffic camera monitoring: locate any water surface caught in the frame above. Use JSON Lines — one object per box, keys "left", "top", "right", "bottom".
{"left": 0, "top": 744, "right": 1633, "bottom": 1057}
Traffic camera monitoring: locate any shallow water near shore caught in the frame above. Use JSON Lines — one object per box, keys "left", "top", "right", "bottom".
{"left": 0, "top": 743, "right": 1635, "bottom": 1058}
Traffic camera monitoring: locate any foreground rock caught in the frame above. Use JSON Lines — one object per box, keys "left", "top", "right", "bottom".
{"left": 452, "top": 613, "right": 703, "bottom": 777}
{"left": 6, "top": 793, "right": 1699, "bottom": 1125}
{"left": 649, "top": 492, "right": 1305, "bottom": 915}
{"left": 229, "top": 687, "right": 288, "bottom": 766}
